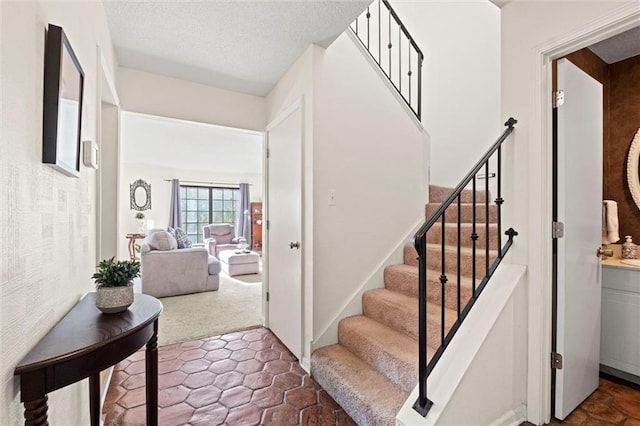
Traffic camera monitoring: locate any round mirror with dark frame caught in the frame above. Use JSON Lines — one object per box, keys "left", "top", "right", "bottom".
{"left": 628, "top": 128, "right": 640, "bottom": 213}
{"left": 130, "top": 179, "right": 151, "bottom": 211}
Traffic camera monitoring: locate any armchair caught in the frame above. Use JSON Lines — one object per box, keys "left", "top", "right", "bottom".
{"left": 203, "top": 224, "right": 244, "bottom": 257}
{"left": 140, "top": 230, "right": 220, "bottom": 298}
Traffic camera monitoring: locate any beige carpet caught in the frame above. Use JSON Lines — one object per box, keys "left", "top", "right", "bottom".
{"left": 156, "top": 273, "right": 263, "bottom": 346}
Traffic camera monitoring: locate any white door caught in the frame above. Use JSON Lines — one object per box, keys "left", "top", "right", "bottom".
{"left": 266, "top": 104, "right": 303, "bottom": 360}
{"left": 555, "top": 58, "right": 603, "bottom": 419}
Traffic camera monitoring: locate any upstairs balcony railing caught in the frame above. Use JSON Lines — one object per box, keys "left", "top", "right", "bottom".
{"left": 350, "top": 0, "right": 423, "bottom": 120}
{"left": 413, "top": 118, "right": 518, "bottom": 416}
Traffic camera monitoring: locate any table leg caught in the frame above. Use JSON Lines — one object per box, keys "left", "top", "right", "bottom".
{"left": 89, "top": 372, "right": 100, "bottom": 426}
{"left": 146, "top": 320, "right": 158, "bottom": 425}
{"left": 23, "top": 395, "right": 48, "bottom": 426}
{"left": 127, "top": 238, "right": 135, "bottom": 261}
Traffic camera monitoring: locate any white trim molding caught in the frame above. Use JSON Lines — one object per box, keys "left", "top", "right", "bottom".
{"left": 527, "top": 4, "right": 640, "bottom": 424}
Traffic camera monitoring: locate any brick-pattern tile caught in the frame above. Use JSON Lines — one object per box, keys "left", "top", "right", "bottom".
{"left": 103, "top": 327, "right": 354, "bottom": 425}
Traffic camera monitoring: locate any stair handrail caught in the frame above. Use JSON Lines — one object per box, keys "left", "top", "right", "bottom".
{"left": 349, "top": 0, "right": 423, "bottom": 120}
{"left": 412, "top": 117, "right": 518, "bottom": 416}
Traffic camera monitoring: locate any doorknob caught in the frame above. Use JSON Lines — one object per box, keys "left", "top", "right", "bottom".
{"left": 289, "top": 241, "right": 300, "bottom": 249}
{"left": 597, "top": 247, "right": 613, "bottom": 257}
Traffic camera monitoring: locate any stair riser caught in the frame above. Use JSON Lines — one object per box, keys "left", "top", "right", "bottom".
{"left": 430, "top": 185, "right": 488, "bottom": 204}
{"left": 426, "top": 223, "right": 499, "bottom": 250}
{"left": 426, "top": 203, "right": 498, "bottom": 223}
{"left": 403, "top": 244, "right": 497, "bottom": 277}
{"left": 338, "top": 321, "right": 417, "bottom": 393}
{"left": 362, "top": 292, "right": 452, "bottom": 348}
{"left": 384, "top": 267, "right": 473, "bottom": 312}
{"left": 427, "top": 247, "right": 496, "bottom": 277}
{"left": 363, "top": 291, "right": 419, "bottom": 340}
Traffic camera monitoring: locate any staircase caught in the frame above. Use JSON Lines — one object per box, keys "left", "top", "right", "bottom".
{"left": 311, "top": 184, "right": 498, "bottom": 425}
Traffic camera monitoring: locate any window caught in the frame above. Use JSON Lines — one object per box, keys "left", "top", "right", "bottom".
{"left": 180, "top": 186, "right": 239, "bottom": 243}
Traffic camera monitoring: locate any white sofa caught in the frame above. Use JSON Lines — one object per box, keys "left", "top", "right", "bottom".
{"left": 140, "top": 230, "right": 221, "bottom": 298}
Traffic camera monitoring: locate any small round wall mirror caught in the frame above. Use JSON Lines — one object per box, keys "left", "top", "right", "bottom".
{"left": 130, "top": 179, "right": 151, "bottom": 211}
{"left": 628, "top": 128, "right": 640, "bottom": 212}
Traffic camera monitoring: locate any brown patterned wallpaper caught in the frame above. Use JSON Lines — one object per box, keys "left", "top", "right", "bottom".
{"left": 565, "top": 50, "right": 640, "bottom": 242}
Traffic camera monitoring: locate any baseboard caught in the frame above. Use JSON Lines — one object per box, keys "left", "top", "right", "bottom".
{"left": 489, "top": 405, "right": 527, "bottom": 426}
{"left": 300, "top": 356, "right": 311, "bottom": 374}
{"left": 312, "top": 217, "right": 425, "bottom": 351}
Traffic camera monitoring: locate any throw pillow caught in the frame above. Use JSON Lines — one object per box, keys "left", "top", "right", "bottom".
{"left": 174, "top": 227, "right": 192, "bottom": 249}
{"left": 167, "top": 227, "right": 176, "bottom": 239}
{"left": 147, "top": 230, "right": 177, "bottom": 251}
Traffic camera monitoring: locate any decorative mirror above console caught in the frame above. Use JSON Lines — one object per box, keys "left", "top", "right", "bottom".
{"left": 130, "top": 179, "right": 151, "bottom": 211}
{"left": 628, "top": 128, "right": 640, "bottom": 212}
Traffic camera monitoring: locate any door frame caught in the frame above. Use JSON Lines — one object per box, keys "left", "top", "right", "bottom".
{"left": 264, "top": 97, "right": 307, "bottom": 361}
{"left": 527, "top": 5, "right": 639, "bottom": 425}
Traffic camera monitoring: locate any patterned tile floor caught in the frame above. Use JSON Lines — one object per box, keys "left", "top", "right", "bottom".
{"left": 103, "top": 327, "right": 355, "bottom": 425}
{"left": 521, "top": 375, "right": 640, "bottom": 426}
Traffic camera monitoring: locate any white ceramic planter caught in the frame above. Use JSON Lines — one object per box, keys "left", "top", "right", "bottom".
{"left": 96, "top": 285, "right": 134, "bottom": 314}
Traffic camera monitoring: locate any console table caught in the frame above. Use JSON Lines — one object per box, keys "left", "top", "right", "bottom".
{"left": 14, "top": 293, "right": 162, "bottom": 426}
{"left": 126, "top": 233, "right": 146, "bottom": 261}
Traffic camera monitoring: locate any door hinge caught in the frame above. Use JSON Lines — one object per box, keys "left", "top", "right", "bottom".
{"left": 552, "top": 352, "right": 563, "bottom": 370}
{"left": 266, "top": 148, "right": 270, "bottom": 158}
{"left": 266, "top": 220, "right": 270, "bottom": 230}
{"left": 553, "top": 90, "right": 565, "bottom": 108}
{"left": 552, "top": 221, "right": 564, "bottom": 239}
{"left": 266, "top": 291, "right": 269, "bottom": 302}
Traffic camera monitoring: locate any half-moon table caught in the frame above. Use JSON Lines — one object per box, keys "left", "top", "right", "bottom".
{"left": 14, "top": 292, "right": 162, "bottom": 425}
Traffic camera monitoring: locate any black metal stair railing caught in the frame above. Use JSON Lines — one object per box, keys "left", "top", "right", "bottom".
{"left": 349, "top": 0, "right": 423, "bottom": 120}
{"left": 412, "top": 118, "right": 518, "bottom": 416}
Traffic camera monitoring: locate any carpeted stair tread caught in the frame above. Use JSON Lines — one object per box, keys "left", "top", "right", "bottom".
{"left": 426, "top": 202, "right": 498, "bottom": 223}
{"left": 429, "top": 185, "right": 487, "bottom": 204}
{"left": 384, "top": 264, "right": 474, "bottom": 310}
{"left": 426, "top": 222, "right": 499, "bottom": 250}
{"left": 311, "top": 344, "right": 409, "bottom": 426}
{"left": 363, "top": 288, "right": 457, "bottom": 344}
{"left": 338, "top": 315, "right": 424, "bottom": 393}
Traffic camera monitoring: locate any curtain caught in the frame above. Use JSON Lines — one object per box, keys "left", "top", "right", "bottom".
{"left": 168, "top": 179, "right": 182, "bottom": 229}
{"left": 236, "top": 183, "right": 251, "bottom": 247}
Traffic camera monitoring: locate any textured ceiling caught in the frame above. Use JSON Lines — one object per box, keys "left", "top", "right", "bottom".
{"left": 103, "top": 0, "right": 370, "bottom": 96}
{"left": 589, "top": 26, "right": 640, "bottom": 64}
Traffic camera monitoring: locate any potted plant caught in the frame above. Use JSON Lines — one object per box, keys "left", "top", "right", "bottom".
{"left": 135, "top": 212, "right": 146, "bottom": 233}
{"left": 92, "top": 257, "right": 140, "bottom": 313}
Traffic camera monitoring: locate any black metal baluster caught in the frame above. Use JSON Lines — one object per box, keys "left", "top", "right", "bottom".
{"left": 417, "top": 52, "right": 423, "bottom": 120}
{"left": 408, "top": 52, "right": 412, "bottom": 105}
{"left": 366, "top": 7, "right": 371, "bottom": 50}
{"left": 388, "top": 12, "right": 392, "bottom": 78}
{"left": 485, "top": 161, "right": 490, "bottom": 277}
{"left": 355, "top": 15, "right": 358, "bottom": 36}
{"left": 457, "top": 195, "right": 461, "bottom": 318}
{"left": 398, "top": 26, "right": 402, "bottom": 93}
{"left": 496, "top": 146, "right": 503, "bottom": 258}
{"left": 440, "top": 212, "right": 447, "bottom": 346}
{"left": 413, "top": 233, "right": 432, "bottom": 416}
{"left": 378, "top": 0, "right": 381, "bottom": 63}
{"left": 472, "top": 176, "right": 477, "bottom": 295}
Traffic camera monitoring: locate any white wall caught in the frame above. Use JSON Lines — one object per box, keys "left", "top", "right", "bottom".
{"left": 117, "top": 67, "right": 267, "bottom": 132}
{"left": 312, "top": 33, "right": 429, "bottom": 345}
{"left": 391, "top": 0, "right": 501, "bottom": 188}
{"left": 0, "top": 1, "right": 117, "bottom": 424}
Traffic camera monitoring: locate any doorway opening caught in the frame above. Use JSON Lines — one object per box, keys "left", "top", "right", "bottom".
{"left": 551, "top": 25, "right": 640, "bottom": 422}
{"left": 118, "top": 111, "right": 265, "bottom": 346}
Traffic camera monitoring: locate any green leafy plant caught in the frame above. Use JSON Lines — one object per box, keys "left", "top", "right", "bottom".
{"left": 135, "top": 212, "right": 145, "bottom": 220}
{"left": 92, "top": 257, "right": 141, "bottom": 288}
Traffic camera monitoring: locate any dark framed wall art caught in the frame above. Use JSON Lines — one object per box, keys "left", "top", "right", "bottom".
{"left": 42, "top": 24, "right": 85, "bottom": 177}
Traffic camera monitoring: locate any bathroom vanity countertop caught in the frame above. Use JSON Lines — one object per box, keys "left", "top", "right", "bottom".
{"left": 602, "top": 257, "right": 640, "bottom": 270}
